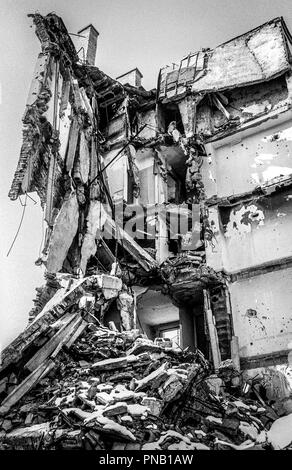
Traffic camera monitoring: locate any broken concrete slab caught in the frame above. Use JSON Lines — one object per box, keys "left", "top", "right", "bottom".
{"left": 46, "top": 192, "right": 79, "bottom": 273}
{"left": 103, "top": 402, "right": 127, "bottom": 417}
{"left": 135, "top": 363, "right": 169, "bottom": 392}
{"left": 80, "top": 202, "right": 108, "bottom": 275}
{"left": 96, "top": 274, "right": 123, "bottom": 299}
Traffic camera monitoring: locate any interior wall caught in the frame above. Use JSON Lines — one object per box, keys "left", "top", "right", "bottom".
{"left": 135, "top": 148, "right": 155, "bottom": 205}
{"left": 202, "top": 116, "right": 292, "bottom": 200}
{"left": 223, "top": 189, "right": 292, "bottom": 272}
{"left": 206, "top": 189, "right": 292, "bottom": 273}
{"left": 136, "top": 290, "right": 179, "bottom": 338}
{"left": 229, "top": 267, "right": 292, "bottom": 359}
{"left": 103, "top": 148, "right": 128, "bottom": 201}
{"left": 197, "top": 76, "right": 289, "bottom": 137}
{"left": 137, "top": 109, "right": 157, "bottom": 139}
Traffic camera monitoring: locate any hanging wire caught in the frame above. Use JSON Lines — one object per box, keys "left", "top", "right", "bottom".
{"left": 26, "top": 193, "right": 37, "bottom": 204}
{"left": 6, "top": 61, "right": 61, "bottom": 259}
{"left": 94, "top": 121, "right": 163, "bottom": 292}
{"left": 94, "top": 144, "right": 135, "bottom": 292}
{"left": 6, "top": 192, "right": 28, "bottom": 257}
{"left": 88, "top": 123, "right": 148, "bottom": 188}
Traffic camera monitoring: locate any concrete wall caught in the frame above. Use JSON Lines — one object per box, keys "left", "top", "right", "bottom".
{"left": 202, "top": 106, "right": 292, "bottom": 367}
{"left": 229, "top": 268, "right": 292, "bottom": 358}
{"left": 73, "top": 25, "right": 98, "bottom": 65}
{"left": 103, "top": 149, "right": 129, "bottom": 202}
{"left": 202, "top": 114, "right": 292, "bottom": 200}
{"left": 135, "top": 148, "right": 155, "bottom": 205}
{"left": 136, "top": 289, "right": 179, "bottom": 338}
{"left": 220, "top": 190, "right": 292, "bottom": 272}
{"left": 197, "top": 75, "right": 290, "bottom": 138}
{"left": 206, "top": 188, "right": 292, "bottom": 273}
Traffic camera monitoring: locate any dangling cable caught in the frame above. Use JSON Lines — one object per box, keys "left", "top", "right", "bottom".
{"left": 6, "top": 192, "right": 28, "bottom": 257}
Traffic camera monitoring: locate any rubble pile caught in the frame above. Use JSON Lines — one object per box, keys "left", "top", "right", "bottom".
{"left": 1, "top": 274, "right": 291, "bottom": 450}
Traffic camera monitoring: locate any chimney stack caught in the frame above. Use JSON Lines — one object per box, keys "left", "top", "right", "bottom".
{"left": 116, "top": 68, "right": 143, "bottom": 88}
{"left": 75, "top": 24, "right": 99, "bottom": 66}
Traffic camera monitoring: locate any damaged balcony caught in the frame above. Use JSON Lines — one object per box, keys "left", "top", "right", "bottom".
{"left": 160, "top": 252, "right": 222, "bottom": 306}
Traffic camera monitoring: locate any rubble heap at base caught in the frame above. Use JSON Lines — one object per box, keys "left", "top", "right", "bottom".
{"left": 0, "top": 274, "right": 292, "bottom": 450}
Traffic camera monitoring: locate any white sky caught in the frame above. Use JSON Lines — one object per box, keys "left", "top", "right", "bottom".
{"left": 1, "top": 0, "right": 292, "bottom": 349}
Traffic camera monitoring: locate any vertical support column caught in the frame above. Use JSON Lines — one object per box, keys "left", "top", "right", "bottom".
{"left": 231, "top": 335, "right": 241, "bottom": 387}
{"left": 89, "top": 137, "right": 100, "bottom": 200}
{"left": 133, "top": 292, "right": 137, "bottom": 330}
{"left": 285, "top": 72, "right": 292, "bottom": 104}
{"left": 76, "top": 25, "right": 99, "bottom": 66}
{"left": 204, "top": 289, "right": 221, "bottom": 371}
{"left": 45, "top": 59, "right": 60, "bottom": 226}
{"left": 154, "top": 166, "right": 169, "bottom": 263}
{"left": 231, "top": 336, "right": 240, "bottom": 370}
{"left": 155, "top": 103, "right": 165, "bottom": 133}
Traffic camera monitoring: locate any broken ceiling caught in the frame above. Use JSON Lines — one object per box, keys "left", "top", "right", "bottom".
{"left": 158, "top": 17, "right": 292, "bottom": 102}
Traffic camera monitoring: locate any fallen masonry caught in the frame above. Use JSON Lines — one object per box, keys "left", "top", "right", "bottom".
{"left": 0, "top": 272, "right": 291, "bottom": 450}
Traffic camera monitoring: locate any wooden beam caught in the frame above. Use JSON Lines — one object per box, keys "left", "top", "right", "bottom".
{"left": 51, "top": 315, "right": 83, "bottom": 359}
{"left": 0, "top": 360, "right": 55, "bottom": 416}
{"left": 45, "top": 148, "right": 56, "bottom": 224}
{"left": 66, "top": 319, "right": 88, "bottom": 348}
{"left": 104, "top": 211, "right": 157, "bottom": 272}
{"left": 25, "top": 313, "right": 80, "bottom": 372}
{"left": 203, "top": 289, "right": 221, "bottom": 372}
{"left": 0, "top": 317, "right": 51, "bottom": 376}
{"left": 0, "top": 276, "right": 99, "bottom": 375}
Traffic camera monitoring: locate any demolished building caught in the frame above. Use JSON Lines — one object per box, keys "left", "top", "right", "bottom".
{"left": 1, "top": 12, "right": 292, "bottom": 450}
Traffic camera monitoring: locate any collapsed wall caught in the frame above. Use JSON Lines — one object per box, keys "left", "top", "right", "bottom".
{"left": 0, "top": 270, "right": 291, "bottom": 451}
{"left": 3, "top": 12, "right": 292, "bottom": 449}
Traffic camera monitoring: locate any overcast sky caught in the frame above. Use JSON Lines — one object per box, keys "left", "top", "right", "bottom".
{"left": 1, "top": 0, "right": 292, "bottom": 349}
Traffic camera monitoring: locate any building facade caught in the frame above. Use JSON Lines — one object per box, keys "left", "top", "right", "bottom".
{"left": 9, "top": 13, "right": 292, "bottom": 379}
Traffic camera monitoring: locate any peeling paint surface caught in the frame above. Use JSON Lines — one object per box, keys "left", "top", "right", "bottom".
{"left": 224, "top": 204, "right": 265, "bottom": 238}
{"left": 218, "top": 190, "right": 292, "bottom": 272}
{"left": 206, "top": 120, "right": 292, "bottom": 199}
{"left": 205, "top": 206, "right": 223, "bottom": 272}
